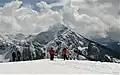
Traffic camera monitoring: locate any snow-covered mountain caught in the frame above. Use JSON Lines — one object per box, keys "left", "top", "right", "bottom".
{"left": 33, "top": 24, "right": 68, "bottom": 44}
{"left": 32, "top": 24, "right": 120, "bottom": 63}
{"left": 0, "top": 24, "right": 120, "bottom": 63}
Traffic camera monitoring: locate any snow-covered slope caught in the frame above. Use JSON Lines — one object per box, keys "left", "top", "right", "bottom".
{"left": 0, "top": 59, "right": 119, "bottom": 74}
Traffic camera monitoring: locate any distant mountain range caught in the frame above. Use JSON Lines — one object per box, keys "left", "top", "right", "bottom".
{"left": 93, "top": 38, "right": 120, "bottom": 52}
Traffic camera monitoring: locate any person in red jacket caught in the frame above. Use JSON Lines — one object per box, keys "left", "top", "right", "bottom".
{"left": 63, "top": 48, "right": 68, "bottom": 60}
{"left": 49, "top": 47, "right": 55, "bottom": 60}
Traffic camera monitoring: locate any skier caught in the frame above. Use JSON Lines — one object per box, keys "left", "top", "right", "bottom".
{"left": 49, "top": 47, "right": 55, "bottom": 60}
{"left": 17, "top": 50, "right": 21, "bottom": 61}
{"left": 63, "top": 48, "right": 68, "bottom": 60}
{"left": 12, "top": 51, "right": 16, "bottom": 62}
{"left": 42, "top": 48, "right": 46, "bottom": 59}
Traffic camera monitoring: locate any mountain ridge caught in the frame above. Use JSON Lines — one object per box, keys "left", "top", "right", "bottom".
{"left": 0, "top": 24, "right": 120, "bottom": 63}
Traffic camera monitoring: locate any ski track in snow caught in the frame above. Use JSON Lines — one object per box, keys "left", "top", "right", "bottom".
{"left": 0, "top": 59, "right": 119, "bottom": 74}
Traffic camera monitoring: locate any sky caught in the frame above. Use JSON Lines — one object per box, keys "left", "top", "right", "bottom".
{"left": 0, "top": 0, "right": 119, "bottom": 41}
{"left": 0, "top": 0, "right": 118, "bottom": 16}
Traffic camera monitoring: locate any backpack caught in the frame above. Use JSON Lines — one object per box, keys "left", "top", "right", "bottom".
{"left": 63, "top": 49, "right": 68, "bottom": 54}
{"left": 17, "top": 51, "right": 21, "bottom": 57}
{"left": 12, "top": 52, "right": 16, "bottom": 57}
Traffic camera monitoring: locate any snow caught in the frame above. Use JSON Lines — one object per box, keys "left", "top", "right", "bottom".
{"left": 0, "top": 59, "right": 119, "bottom": 74}
{"left": 79, "top": 41, "right": 84, "bottom": 45}
{"left": 78, "top": 46, "right": 88, "bottom": 51}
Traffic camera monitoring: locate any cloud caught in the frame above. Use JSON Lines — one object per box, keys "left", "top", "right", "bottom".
{"left": 61, "top": 0, "right": 119, "bottom": 41}
{"left": 0, "top": 0, "right": 119, "bottom": 41}
{"left": 36, "top": 1, "right": 52, "bottom": 9}
{"left": 0, "top": 1, "right": 63, "bottom": 34}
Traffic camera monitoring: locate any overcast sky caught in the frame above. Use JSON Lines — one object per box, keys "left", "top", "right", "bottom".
{"left": 0, "top": 0, "right": 118, "bottom": 16}
{"left": 0, "top": 0, "right": 118, "bottom": 17}
{"left": 0, "top": 0, "right": 119, "bottom": 41}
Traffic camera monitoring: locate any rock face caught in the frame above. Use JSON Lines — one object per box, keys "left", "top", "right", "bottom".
{"left": 0, "top": 24, "right": 120, "bottom": 63}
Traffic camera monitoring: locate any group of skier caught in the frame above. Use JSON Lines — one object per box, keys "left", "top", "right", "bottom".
{"left": 11, "top": 46, "right": 69, "bottom": 61}
{"left": 12, "top": 50, "right": 21, "bottom": 62}
{"left": 49, "top": 47, "right": 69, "bottom": 60}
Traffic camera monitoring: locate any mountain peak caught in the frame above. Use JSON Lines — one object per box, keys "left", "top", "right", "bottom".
{"left": 33, "top": 24, "right": 68, "bottom": 44}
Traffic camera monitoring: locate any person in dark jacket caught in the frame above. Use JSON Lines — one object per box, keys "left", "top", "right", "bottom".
{"left": 63, "top": 48, "right": 68, "bottom": 60}
{"left": 17, "top": 50, "right": 21, "bottom": 61}
{"left": 12, "top": 51, "right": 16, "bottom": 62}
{"left": 49, "top": 47, "right": 55, "bottom": 60}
